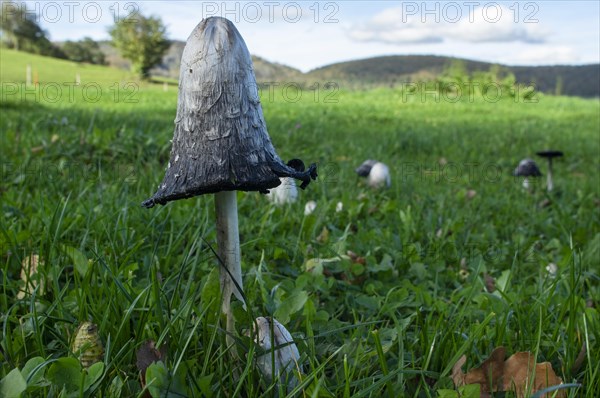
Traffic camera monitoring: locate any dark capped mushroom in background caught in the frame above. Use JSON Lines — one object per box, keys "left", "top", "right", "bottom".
{"left": 536, "top": 150, "right": 563, "bottom": 192}
{"left": 141, "top": 16, "right": 317, "bottom": 340}
{"left": 355, "top": 159, "right": 378, "bottom": 177}
{"left": 513, "top": 158, "right": 542, "bottom": 190}
{"left": 355, "top": 159, "right": 391, "bottom": 188}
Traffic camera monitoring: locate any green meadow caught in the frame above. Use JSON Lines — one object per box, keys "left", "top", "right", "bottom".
{"left": 1, "top": 49, "right": 599, "bottom": 397}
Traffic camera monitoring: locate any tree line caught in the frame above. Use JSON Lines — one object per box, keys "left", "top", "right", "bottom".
{"left": 0, "top": 0, "right": 169, "bottom": 80}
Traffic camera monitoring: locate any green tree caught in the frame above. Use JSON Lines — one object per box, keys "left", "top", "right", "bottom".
{"left": 0, "top": 1, "right": 65, "bottom": 57}
{"left": 0, "top": 0, "right": 21, "bottom": 48}
{"left": 109, "top": 13, "right": 169, "bottom": 80}
{"left": 62, "top": 37, "right": 106, "bottom": 65}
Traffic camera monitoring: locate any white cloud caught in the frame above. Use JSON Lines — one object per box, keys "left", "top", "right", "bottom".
{"left": 348, "top": 7, "right": 443, "bottom": 44}
{"left": 349, "top": 5, "right": 551, "bottom": 46}
{"left": 449, "top": 5, "right": 549, "bottom": 43}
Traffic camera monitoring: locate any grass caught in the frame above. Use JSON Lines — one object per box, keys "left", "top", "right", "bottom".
{"left": 1, "top": 49, "right": 599, "bottom": 397}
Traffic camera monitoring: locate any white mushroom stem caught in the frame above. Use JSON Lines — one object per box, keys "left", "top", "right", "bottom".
{"left": 546, "top": 159, "right": 554, "bottom": 191}
{"left": 215, "top": 191, "right": 246, "bottom": 344}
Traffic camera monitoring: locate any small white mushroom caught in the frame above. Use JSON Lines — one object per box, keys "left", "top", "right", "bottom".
{"left": 368, "top": 162, "right": 391, "bottom": 188}
{"left": 546, "top": 263, "right": 558, "bottom": 278}
{"left": 355, "top": 160, "right": 391, "bottom": 188}
{"left": 252, "top": 317, "right": 301, "bottom": 391}
{"left": 266, "top": 177, "right": 298, "bottom": 205}
{"left": 304, "top": 200, "right": 317, "bottom": 215}
{"left": 335, "top": 201, "right": 343, "bottom": 212}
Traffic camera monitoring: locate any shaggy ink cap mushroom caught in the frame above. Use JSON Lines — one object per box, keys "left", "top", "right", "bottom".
{"left": 142, "top": 17, "right": 317, "bottom": 209}
{"left": 513, "top": 158, "right": 542, "bottom": 177}
{"left": 140, "top": 16, "right": 317, "bottom": 348}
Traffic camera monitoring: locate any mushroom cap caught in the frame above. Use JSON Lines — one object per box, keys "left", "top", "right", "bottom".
{"left": 513, "top": 158, "right": 542, "bottom": 177}
{"left": 253, "top": 317, "right": 301, "bottom": 385}
{"left": 143, "top": 17, "right": 316, "bottom": 208}
{"left": 355, "top": 159, "right": 378, "bottom": 177}
{"left": 368, "top": 162, "right": 391, "bottom": 188}
{"left": 71, "top": 322, "right": 104, "bottom": 368}
{"left": 536, "top": 150, "right": 564, "bottom": 159}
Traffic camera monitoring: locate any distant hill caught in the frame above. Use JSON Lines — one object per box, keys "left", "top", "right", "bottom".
{"left": 306, "top": 55, "right": 600, "bottom": 97}
{"left": 510, "top": 65, "right": 599, "bottom": 98}
{"left": 79, "top": 41, "right": 600, "bottom": 97}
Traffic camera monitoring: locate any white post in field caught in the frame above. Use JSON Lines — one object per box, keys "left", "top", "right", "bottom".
{"left": 26, "top": 64, "right": 32, "bottom": 86}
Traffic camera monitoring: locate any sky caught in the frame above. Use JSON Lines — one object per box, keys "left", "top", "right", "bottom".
{"left": 19, "top": 1, "right": 600, "bottom": 72}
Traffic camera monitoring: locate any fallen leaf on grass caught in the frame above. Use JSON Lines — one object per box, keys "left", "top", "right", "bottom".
{"left": 368, "top": 205, "right": 379, "bottom": 214}
{"left": 452, "top": 346, "right": 565, "bottom": 397}
{"left": 586, "top": 299, "right": 595, "bottom": 308}
{"left": 484, "top": 273, "right": 496, "bottom": 293}
{"left": 539, "top": 198, "right": 552, "bottom": 208}
{"left": 570, "top": 342, "right": 586, "bottom": 375}
{"left": 346, "top": 250, "right": 366, "bottom": 265}
{"left": 17, "top": 254, "right": 44, "bottom": 299}
{"left": 316, "top": 227, "right": 329, "bottom": 243}
{"left": 503, "top": 352, "right": 564, "bottom": 397}
{"left": 466, "top": 189, "right": 477, "bottom": 200}
{"left": 136, "top": 340, "right": 167, "bottom": 393}
{"left": 452, "top": 346, "right": 505, "bottom": 393}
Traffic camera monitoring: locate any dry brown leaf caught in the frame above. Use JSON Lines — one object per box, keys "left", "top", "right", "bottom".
{"left": 484, "top": 273, "right": 496, "bottom": 293}
{"left": 503, "top": 352, "right": 565, "bottom": 398}
{"left": 136, "top": 340, "right": 167, "bottom": 393}
{"left": 17, "top": 254, "right": 44, "bottom": 299}
{"left": 452, "top": 347, "right": 565, "bottom": 398}
{"left": 466, "top": 189, "right": 477, "bottom": 199}
{"left": 367, "top": 206, "right": 379, "bottom": 214}
{"left": 316, "top": 227, "right": 329, "bottom": 243}
{"left": 461, "top": 346, "right": 505, "bottom": 393}
{"left": 346, "top": 250, "right": 366, "bottom": 265}
{"left": 586, "top": 299, "right": 595, "bottom": 308}
{"left": 570, "top": 342, "right": 586, "bottom": 375}
{"left": 539, "top": 198, "right": 552, "bottom": 208}
{"left": 451, "top": 355, "right": 467, "bottom": 387}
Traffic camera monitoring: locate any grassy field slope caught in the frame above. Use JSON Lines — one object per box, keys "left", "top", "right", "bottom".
{"left": 1, "top": 48, "right": 137, "bottom": 85}
{"left": 1, "top": 49, "right": 599, "bottom": 397}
